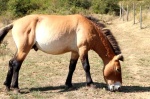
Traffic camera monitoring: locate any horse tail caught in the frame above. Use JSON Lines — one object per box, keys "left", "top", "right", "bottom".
{"left": 0, "top": 23, "right": 13, "bottom": 44}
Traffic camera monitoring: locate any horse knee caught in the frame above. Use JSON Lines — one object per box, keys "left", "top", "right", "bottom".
{"left": 78, "top": 47, "right": 90, "bottom": 70}
{"left": 9, "top": 59, "right": 22, "bottom": 71}
{"left": 80, "top": 55, "right": 90, "bottom": 72}
{"left": 9, "top": 59, "right": 14, "bottom": 69}
{"left": 69, "top": 60, "right": 77, "bottom": 71}
{"left": 83, "top": 63, "right": 90, "bottom": 72}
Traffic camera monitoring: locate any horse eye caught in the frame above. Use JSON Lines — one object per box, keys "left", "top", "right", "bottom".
{"left": 116, "top": 68, "right": 121, "bottom": 73}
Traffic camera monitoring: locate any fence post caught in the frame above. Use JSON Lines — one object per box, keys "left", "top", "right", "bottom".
{"left": 127, "top": 5, "right": 129, "bottom": 21}
{"left": 140, "top": 6, "right": 142, "bottom": 29}
{"left": 133, "top": 2, "right": 135, "bottom": 24}
{"left": 120, "top": 3, "right": 122, "bottom": 19}
{"left": 122, "top": 3, "right": 124, "bottom": 21}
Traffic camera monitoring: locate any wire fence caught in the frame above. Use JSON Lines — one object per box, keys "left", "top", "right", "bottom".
{"left": 119, "top": 1, "right": 150, "bottom": 29}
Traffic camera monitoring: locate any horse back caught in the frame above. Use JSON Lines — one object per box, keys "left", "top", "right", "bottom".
{"left": 12, "top": 14, "right": 97, "bottom": 54}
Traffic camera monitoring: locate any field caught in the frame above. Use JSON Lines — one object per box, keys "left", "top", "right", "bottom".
{"left": 0, "top": 15, "right": 150, "bottom": 99}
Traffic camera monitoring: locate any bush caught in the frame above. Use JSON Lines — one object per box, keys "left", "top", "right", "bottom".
{"left": 0, "top": 0, "right": 121, "bottom": 17}
{"left": 72, "top": 0, "right": 91, "bottom": 9}
{"left": 91, "top": 0, "right": 120, "bottom": 15}
{"left": 7, "top": 0, "right": 40, "bottom": 17}
{"left": 0, "top": 0, "right": 9, "bottom": 13}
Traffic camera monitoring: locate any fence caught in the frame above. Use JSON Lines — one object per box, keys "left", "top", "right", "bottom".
{"left": 119, "top": 1, "right": 150, "bottom": 29}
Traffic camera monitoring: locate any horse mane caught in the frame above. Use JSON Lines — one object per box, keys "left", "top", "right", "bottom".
{"left": 85, "top": 16, "right": 106, "bottom": 29}
{"left": 85, "top": 16, "right": 121, "bottom": 55}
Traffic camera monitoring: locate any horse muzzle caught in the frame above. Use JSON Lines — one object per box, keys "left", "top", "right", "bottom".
{"left": 108, "top": 82, "right": 121, "bottom": 92}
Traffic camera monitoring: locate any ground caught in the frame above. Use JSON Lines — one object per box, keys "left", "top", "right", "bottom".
{"left": 0, "top": 15, "right": 150, "bottom": 99}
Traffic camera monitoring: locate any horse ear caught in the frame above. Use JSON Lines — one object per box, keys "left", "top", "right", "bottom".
{"left": 115, "top": 54, "right": 124, "bottom": 61}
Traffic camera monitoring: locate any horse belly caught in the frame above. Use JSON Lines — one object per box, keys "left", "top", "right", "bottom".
{"left": 36, "top": 41, "right": 70, "bottom": 54}
{"left": 35, "top": 31, "right": 77, "bottom": 55}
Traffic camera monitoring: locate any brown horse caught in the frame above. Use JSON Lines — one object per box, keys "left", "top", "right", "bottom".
{"left": 0, "top": 14, "right": 123, "bottom": 93}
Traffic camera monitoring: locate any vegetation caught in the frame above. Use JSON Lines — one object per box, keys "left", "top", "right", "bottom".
{"left": 0, "top": 0, "right": 121, "bottom": 18}
{"left": 0, "top": 0, "right": 149, "bottom": 98}
{"left": 0, "top": 41, "right": 9, "bottom": 56}
{"left": 0, "top": 16, "right": 150, "bottom": 98}
{"left": 120, "top": 0, "right": 150, "bottom": 10}
{"left": 0, "top": 0, "right": 149, "bottom": 18}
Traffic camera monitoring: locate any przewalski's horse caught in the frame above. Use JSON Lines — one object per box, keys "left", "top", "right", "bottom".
{"left": 0, "top": 14, "right": 123, "bottom": 93}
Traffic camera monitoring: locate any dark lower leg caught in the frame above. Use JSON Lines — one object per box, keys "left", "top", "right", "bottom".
{"left": 11, "top": 60, "right": 22, "bottom": 89}
{"left": 81, "top": 55, "right": 94, "bottom": 86}
{"left": 65, "top": 59, "right": 78, "bottom": 88}
{"left": 3, "top": 59, "right": 14, "bottom": 90}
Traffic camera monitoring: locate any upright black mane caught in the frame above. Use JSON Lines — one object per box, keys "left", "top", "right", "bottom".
{"left": 85, "top": 16, "right": 106, "bottom": 29}
{"left": 85, "top": 16, "right": 122, "bottom": 55}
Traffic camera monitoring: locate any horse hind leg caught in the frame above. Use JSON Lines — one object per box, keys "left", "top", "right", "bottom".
{"left": 10, "top": 58, "right": 23, "bottom": 93}
{"left": 3, "top": 59, "right": 14, "bottom": 91}
{"left": 4, "top": 46, "right": 31, "bottom": 93}
{"left": 65, "top": 52, "right": 79, "bottom": 89}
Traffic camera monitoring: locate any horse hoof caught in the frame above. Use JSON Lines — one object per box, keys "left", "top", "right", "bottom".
{"left": 3, "top": 86, "right": 10, "bottom": 92}
{"left": 12, "top": 88, "right": 20, "bottom": 94}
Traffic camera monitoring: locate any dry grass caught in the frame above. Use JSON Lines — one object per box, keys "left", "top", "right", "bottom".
{"left": 0, "top": 15, "right": 150, "bottom": 99}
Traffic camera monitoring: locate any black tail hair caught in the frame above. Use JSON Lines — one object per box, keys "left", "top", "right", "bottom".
{"left": 0, "top": 24, "right": 13, "bottom": 43}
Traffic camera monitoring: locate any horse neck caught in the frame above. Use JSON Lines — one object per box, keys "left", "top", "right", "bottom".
{"left": 93, "top": 45, "right": 115, "bottom": 65}
{"left": 92, "top": 30, "right": 115, "bottom": 65}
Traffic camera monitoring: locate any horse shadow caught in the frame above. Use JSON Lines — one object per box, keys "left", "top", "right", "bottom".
{"left": 20, "top": 82, "right": 106, "bottom": 94}
{"left": 121, "top": 85, "right": 150, "bottom": 93}
{"left": 20, "top": 82, "right": 150, "bottom": 94}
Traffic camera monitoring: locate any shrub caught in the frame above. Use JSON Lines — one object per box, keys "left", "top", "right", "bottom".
{"left": 72, "top": 0, "right": 91, "bottom": 9}
{"left": 7, "top": 0, "right": 40, "bottom": 17}
{"left": 0, "top": 0, "right": 122, "bottom": 17}
{"left": 91, "top": 0, "right": 120, "bottom": 15}
{"left": 0, "top": 0, "right": 9, "bottom": 13}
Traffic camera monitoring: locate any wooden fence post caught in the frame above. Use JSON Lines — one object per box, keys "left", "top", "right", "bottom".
{"left": 127, "top": 5, "right": 129, "bottom": 21}
{"left": 120, "top": 3, "right": 122, "bottom": 19}
{"left": 140, "top": 6, "right": 142, "bottom": 29}
{"left": 133, "top": 2, "right": 135, "bottom": 24}
{"left": 122, "top": 3, "right": 124, "bottom": 21}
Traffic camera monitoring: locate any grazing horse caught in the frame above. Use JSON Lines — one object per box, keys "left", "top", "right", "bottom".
{"left": 0, "top": 14, "right": 123, "bottom": 93}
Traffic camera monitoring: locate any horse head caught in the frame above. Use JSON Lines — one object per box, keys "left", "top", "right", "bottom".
{"left": 103, "top": 54, "right": 123, "bottom": 91}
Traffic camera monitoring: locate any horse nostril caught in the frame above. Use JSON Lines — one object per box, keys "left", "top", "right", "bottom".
{"left": 109, "top": 85, "right": 115, "bottom": 92}
{"left": 109, "top": 85, "right": 122, "bottom": 92}
{"left": 108, "top": 82, "right": 122, "bottom": 92}
{"left": 117, "top": 86, "right": 121, "bottom": 91}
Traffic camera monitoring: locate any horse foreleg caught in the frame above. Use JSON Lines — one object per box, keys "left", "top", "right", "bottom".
{"left": 65, "top": 52, "right": 79, "bottom": 89}
{"left": 79, "top": 47, "right": 96, "bottom": 88}
{"left": 81, "top": 54, "right": 94, "bottom": 86}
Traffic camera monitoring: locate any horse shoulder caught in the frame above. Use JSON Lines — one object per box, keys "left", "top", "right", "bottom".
{"left": 75, "top": 16, "right": 98, "bottom": 50}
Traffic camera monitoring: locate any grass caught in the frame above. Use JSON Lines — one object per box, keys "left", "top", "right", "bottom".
{"left": 0, "top": 15, "right": 150, "bottom": 99}
{"left": 0, "top": 49, "right": 108, "bottom": 98}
